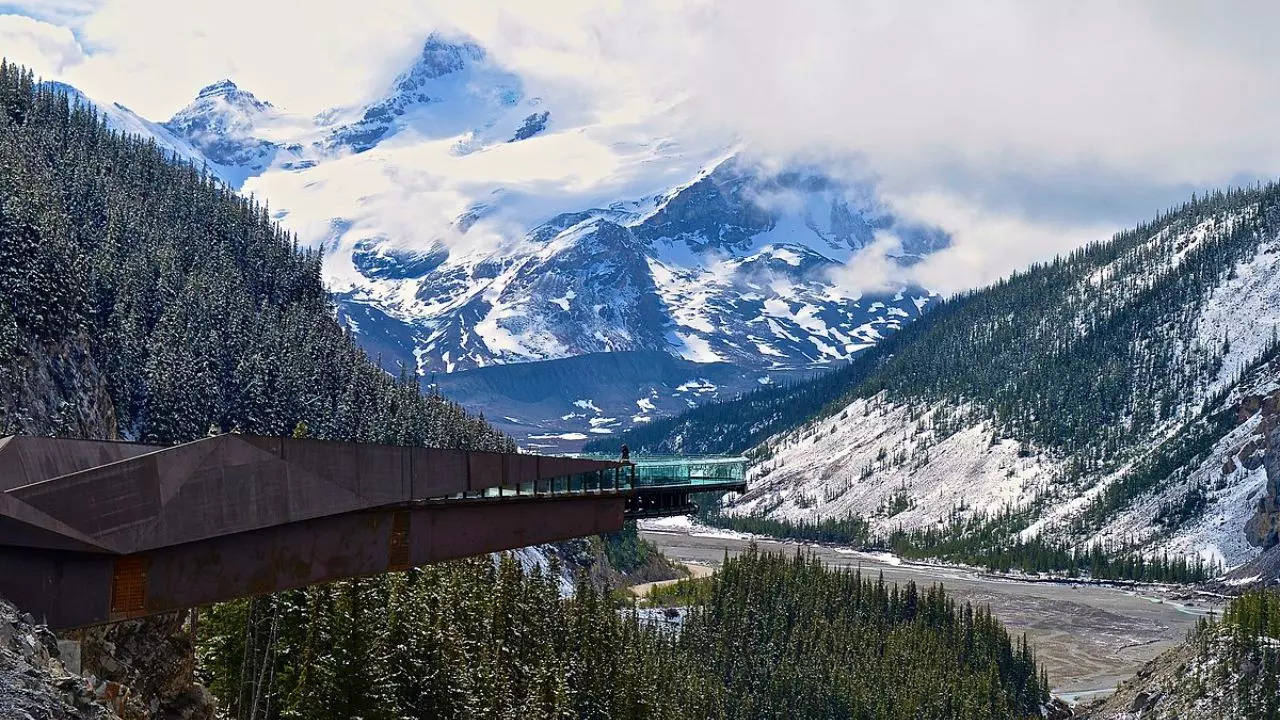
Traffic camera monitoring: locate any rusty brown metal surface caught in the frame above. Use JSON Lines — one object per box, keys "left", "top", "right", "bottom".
{"left": 0, "top": 434, "right": 635, "bottom": 629}
{"left": 0, "top": 434, "right": 740, "bottom": 630}
{"left": 131, "top": 494, "right": 625, "bottom": 626}
{"left": 110, "top": 556, "right": 147, "bottom": 617}
{"left": 0, "top": 436, "right": 162, "bottom": 492}
{"left": 0, "top": 492, "right": 117, "bottom": 553}
{"left": 0, "top": 546, "right": 114, "bottom": 628}
{"left": 8, "top": 435, "right": 627, "bottom": 554}
{"left": 388, "top": 510, "right": 411, "bottom": 571}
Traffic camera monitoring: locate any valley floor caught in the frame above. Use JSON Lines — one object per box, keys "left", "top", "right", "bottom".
{"left": 640, "top": 522, "right": 1223, "bottom": 700}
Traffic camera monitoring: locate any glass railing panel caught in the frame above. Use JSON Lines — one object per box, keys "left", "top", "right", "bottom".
{"left": 441, "top": 456, "right": 744, "bottom": 501}
{"left": 627, "top": 456, "right": 747, "bottom": 487}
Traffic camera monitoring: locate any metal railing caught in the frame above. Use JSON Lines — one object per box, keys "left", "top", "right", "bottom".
{"left": 574, "top": 454, "right": 747, "bottom": 487}
{"left": 439, "top": 455, "right": 747, "bottom": 501}
{"left": 629, "top": 456, "right": 747, "bottom": 487}
{"left": 444, "top": 465, "right": 636, "bottom": 501}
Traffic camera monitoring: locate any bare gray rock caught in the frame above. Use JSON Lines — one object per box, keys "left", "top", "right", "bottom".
{"left": 0, "top": 597, "right": 118, "bottom": 720}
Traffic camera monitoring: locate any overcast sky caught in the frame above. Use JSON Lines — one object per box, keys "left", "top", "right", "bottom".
{"left": 3, "top": 0, "right": 1279, "bottom": 292}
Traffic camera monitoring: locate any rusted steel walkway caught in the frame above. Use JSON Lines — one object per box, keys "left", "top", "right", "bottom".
{"left": 0, "top": 435, "right": 745, "bottom": 629}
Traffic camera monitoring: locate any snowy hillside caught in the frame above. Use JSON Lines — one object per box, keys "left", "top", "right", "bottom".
{"left": 1082, "top": 354, "right": 1280, "bottom": 567}
{"left": 729, "top": 190, "right": 1280, "bottom": 571}
{"left": 734, "top": 394, "right": 1065, "bottom": 539}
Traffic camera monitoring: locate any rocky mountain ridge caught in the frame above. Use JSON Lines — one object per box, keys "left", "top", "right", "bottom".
{"left": 39, "top": 33, "right": 947, "bottom": 441}
{"left": 431, "top": 349, "right": 791, "bottom": 451}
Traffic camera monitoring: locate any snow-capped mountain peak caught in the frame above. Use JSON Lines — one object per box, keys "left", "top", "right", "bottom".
{"left": 323, "top": 32, "right": 538, "bottom": 154}
{"left": 38, "top": 31, "right": 949, "bottom": 447}
{"left": 161, "top": 78, "right": 304, "bottom": 184}
{"left": 634, "top": 156, "right": 948, "bottom": 262}
{"left": 165, "top": 78, "right": 278, "bottom": 139}
{"left": 398, "top": 32, "right": 487, "bottom": 87}
{"left": 192, "top": 78, "right": 271, "bottom": 106}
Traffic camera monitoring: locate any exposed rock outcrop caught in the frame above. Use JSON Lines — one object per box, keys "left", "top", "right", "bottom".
{"left": 538, "top": 536, "right": 686, "bottom": 591}
{"left": 0, "top": 597, "right": 118, "bottom": 720}
{"left": 1217, "top": 542, "right": 1280, "bottom": 589}
{"left": 1240, "top": 386, "right": 1280, "bottom": 550}
{"left": 69, "top": 614, "right": 215, "bottom": 720}
{"left": 0, "top": 338, "right": 117, "bottom": 438}
{"left": 1075, "top": 622, "right": 1277, "bottom": 719}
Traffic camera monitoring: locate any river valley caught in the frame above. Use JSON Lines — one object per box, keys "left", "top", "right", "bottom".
{"left": 640, "top": 523, "right": 1223, "bottom": 701}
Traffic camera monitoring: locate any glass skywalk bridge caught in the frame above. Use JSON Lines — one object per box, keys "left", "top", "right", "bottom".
{"left": 579, "top": 454, "right": 749, "bottom": 519}
{"left": 0, "top": 435, "right": 751, "bottom": 628}
{"left": 631, "top": 456, "right": 746, "bottom": 485}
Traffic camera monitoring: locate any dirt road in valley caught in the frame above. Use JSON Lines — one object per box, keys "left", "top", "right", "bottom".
{"left": 628, "top": 562, "right": 713, "bottom": 597}
{"left": 639, "top": 525, "right": 1222, "bottom": 699}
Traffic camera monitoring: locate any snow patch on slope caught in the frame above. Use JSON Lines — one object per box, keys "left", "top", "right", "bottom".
{"left": 736, "top": 214, "right": 1280, "bottom": 570}
{"left": 730, "top": 394, "right": 1064, "bottom": 535}
{"left": 1195, "top": 231, "right": 1280, "bottom": 397}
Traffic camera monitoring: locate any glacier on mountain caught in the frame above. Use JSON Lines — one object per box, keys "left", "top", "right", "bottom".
{"left": 44, "top": 31, "right": 949, "bottom": 442}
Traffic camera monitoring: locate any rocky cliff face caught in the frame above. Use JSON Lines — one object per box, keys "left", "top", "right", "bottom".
{"left": 1, "top": 343, "right": 216, "bottom": 720}
{"left": 68, "top": 615, "right": 213, "bottom": 720}
{"left": 1240, "top": 386, "right": 1280, "bottom": 549}
{"left": 0, "top": 338, "right": 117, "bottom": 438}
{"left": 0, "top": 593, "right": 213, "bottom": 720}
{"left": 0, "top": 597, "right": 117, "bottom": 720}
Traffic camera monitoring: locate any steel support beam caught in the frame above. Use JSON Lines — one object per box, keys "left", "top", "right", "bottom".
{"left": 2, "top": 493, "right": 626, "bottom": 629}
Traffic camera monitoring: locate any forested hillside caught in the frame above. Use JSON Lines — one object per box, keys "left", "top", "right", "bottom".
{"left": 0, "top": 60, "right": 504, "bottom": 719}
{"left": 626, "top": 182, "right": 1280, "bottom": 573}
{"left": 202, "top": 548, "right": 1049, "bottom": 720}
{"left": 611, "top": 187, "right": 1277, "bottom": 456}
{"left": 0, "top": 60, "right": 509, "bottom": 450}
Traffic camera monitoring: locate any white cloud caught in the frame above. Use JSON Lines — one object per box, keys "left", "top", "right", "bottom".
{"left": 893, "top": 191, "right": 1113, "bottom": 295}
{"left": 0, "top": 1, "right": 96, "bottom": 27}
{"left": 2, "top": 0, "right": 1278, "bottom": 292}
{"left": 827, "top": 231, "right": 907, "bottom": 297}
{"left": 66, "top": 0, "right": 440, "bottom": 118}
{"left": 0, "top": 14, "right": 84, "bottom": 78}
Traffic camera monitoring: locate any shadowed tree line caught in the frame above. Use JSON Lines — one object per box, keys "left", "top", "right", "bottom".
{"left": 200, "top": 548, "right": 1049, "bottom": 720}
